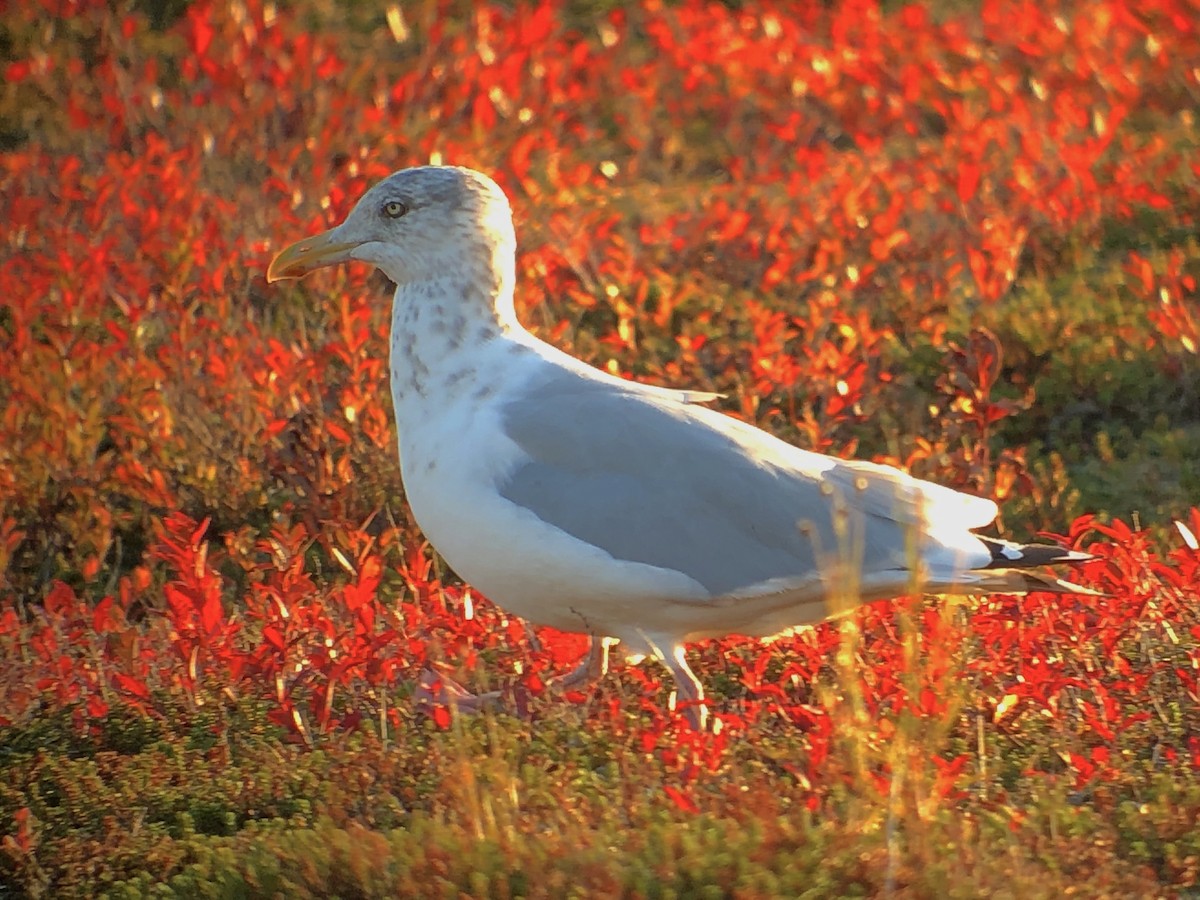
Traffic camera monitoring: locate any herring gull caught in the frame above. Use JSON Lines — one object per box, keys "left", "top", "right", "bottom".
{"left": 267, "top": 165, "right": 1092, "bottom": 728}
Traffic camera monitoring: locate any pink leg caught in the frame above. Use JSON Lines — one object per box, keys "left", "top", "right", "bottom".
{"left": 556, "top": 635, "right": 614, "bottom": 689}
{"left": 662, "top": 644, "right": 709, "bottom": 731}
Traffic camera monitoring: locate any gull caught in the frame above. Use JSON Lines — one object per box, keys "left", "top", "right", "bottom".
{"left": 267, "top": 165, "right": 1092, "bottom": 728}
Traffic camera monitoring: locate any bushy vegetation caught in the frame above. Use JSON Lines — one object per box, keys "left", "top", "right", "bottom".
{"left": 1, "top": 0, "right": 1198, "bottom": 895}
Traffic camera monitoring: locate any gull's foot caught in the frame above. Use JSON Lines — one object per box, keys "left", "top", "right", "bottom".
{"left": 414, "top": 636, "right": 617, "bottom": 722}
{"left": 414, "top": 667, "right": 502, "bottom": 715}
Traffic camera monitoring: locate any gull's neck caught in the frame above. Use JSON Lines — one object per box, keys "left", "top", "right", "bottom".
{"left": 388, "top": 274, "right": 529, "bottom": 415}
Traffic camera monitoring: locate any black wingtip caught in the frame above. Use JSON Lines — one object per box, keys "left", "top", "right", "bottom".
{"left": 979, "top": 536, "right": 1092, "bottom": 569}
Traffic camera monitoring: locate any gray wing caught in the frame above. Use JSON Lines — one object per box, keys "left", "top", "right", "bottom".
{"left": 499, "top": 372, "right": 927, "bottom": 597}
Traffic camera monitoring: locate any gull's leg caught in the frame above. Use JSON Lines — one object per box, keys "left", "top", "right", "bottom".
{"left": 555, "top": 635, "right": 615, "bottom": 690}
{"left": 522, "top": 621, "right": 544, "bottom": 653}
{"left": 662, "top": 643, "right": 709, "bottom": 731}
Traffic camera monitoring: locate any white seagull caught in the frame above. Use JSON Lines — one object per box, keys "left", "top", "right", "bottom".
{"left": 268, "top": 165, "right": 1092, "bottom": 728}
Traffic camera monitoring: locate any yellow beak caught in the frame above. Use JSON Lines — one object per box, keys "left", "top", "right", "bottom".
{"left": 266, "top": 229, "right": 361, "bottom": 282}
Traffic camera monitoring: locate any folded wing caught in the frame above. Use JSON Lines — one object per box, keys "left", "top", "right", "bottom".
{"left": 499, "top": 371, "right": 999, "bottom": 599}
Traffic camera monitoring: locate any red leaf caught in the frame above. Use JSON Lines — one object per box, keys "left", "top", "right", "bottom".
{"left": 957, "top": 164, "right": 982, "bottom": 204}
{"left": 664, "top": 785, "right": 699, "bottom": 814}
{"left": 92, "top": 596, "right": 116, "bottom": 633}
{"left": 207, "top": 353, "right": 228, "bottom": 380}
{"left": 263, "top": 625, "right": 285, "bottom": 651}
{"left": 43, "top": 581, "right": 78, "bottom": 618}
{"left": 86, "top": 695, "right": 109, "bottom": 718}
{"left": 163, "top": 583, "right": 191, "bottom": 620}
{"left": 104, "top": 321, "right": 128, "bottom": 344}
{"left": 187, "top": 13, "right": 214, "bottom": 58}
{"left": 432, "top": 705, "right": 451, "bottom": 729}
{"left": 200, "top": 588, "right": 224, "bottom": 636}
{"left": 114, "top": 673, "right": 150, "bottom": 700}
{"left": 5, "top": 61, "right": 31, "bottom": 82}
{"left": 190, "top": 517, "right": 211, "bottom": 548}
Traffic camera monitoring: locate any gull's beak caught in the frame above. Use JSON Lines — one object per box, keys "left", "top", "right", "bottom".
{"left": 267, "top": 228, "right": 361, "bottom": 282}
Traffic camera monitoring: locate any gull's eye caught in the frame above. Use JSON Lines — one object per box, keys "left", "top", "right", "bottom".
{"left": 382, "top": 200, "right": 408, "bottom": 218}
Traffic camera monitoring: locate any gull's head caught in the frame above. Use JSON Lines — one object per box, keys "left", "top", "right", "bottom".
{"left": 267, "top": 165, "right": 515, "bottom": 287}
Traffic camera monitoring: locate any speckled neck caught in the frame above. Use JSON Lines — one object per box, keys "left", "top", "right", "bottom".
{"left": 388, "top": 275, "right": 526, "bottom": 415}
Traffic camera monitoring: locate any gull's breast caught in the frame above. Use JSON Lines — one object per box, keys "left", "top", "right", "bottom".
{"left": 391, "top": 347, "right": 708, "bottom": 637}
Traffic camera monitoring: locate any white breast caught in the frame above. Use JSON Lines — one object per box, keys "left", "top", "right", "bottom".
{"left": 387, "top": 285, "right": 706, "bottom": 639}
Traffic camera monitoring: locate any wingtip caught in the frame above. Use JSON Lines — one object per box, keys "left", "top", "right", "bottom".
{"left": 1059, "top": 548, "right": 1095, "bottom": 564}
{"left": 979, "top": 537, "right": 1094, "bottom": 569}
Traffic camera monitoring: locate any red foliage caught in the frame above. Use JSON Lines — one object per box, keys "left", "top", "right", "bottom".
{"left": 1, "top": 0, "right": 1198, "bottom": 807}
